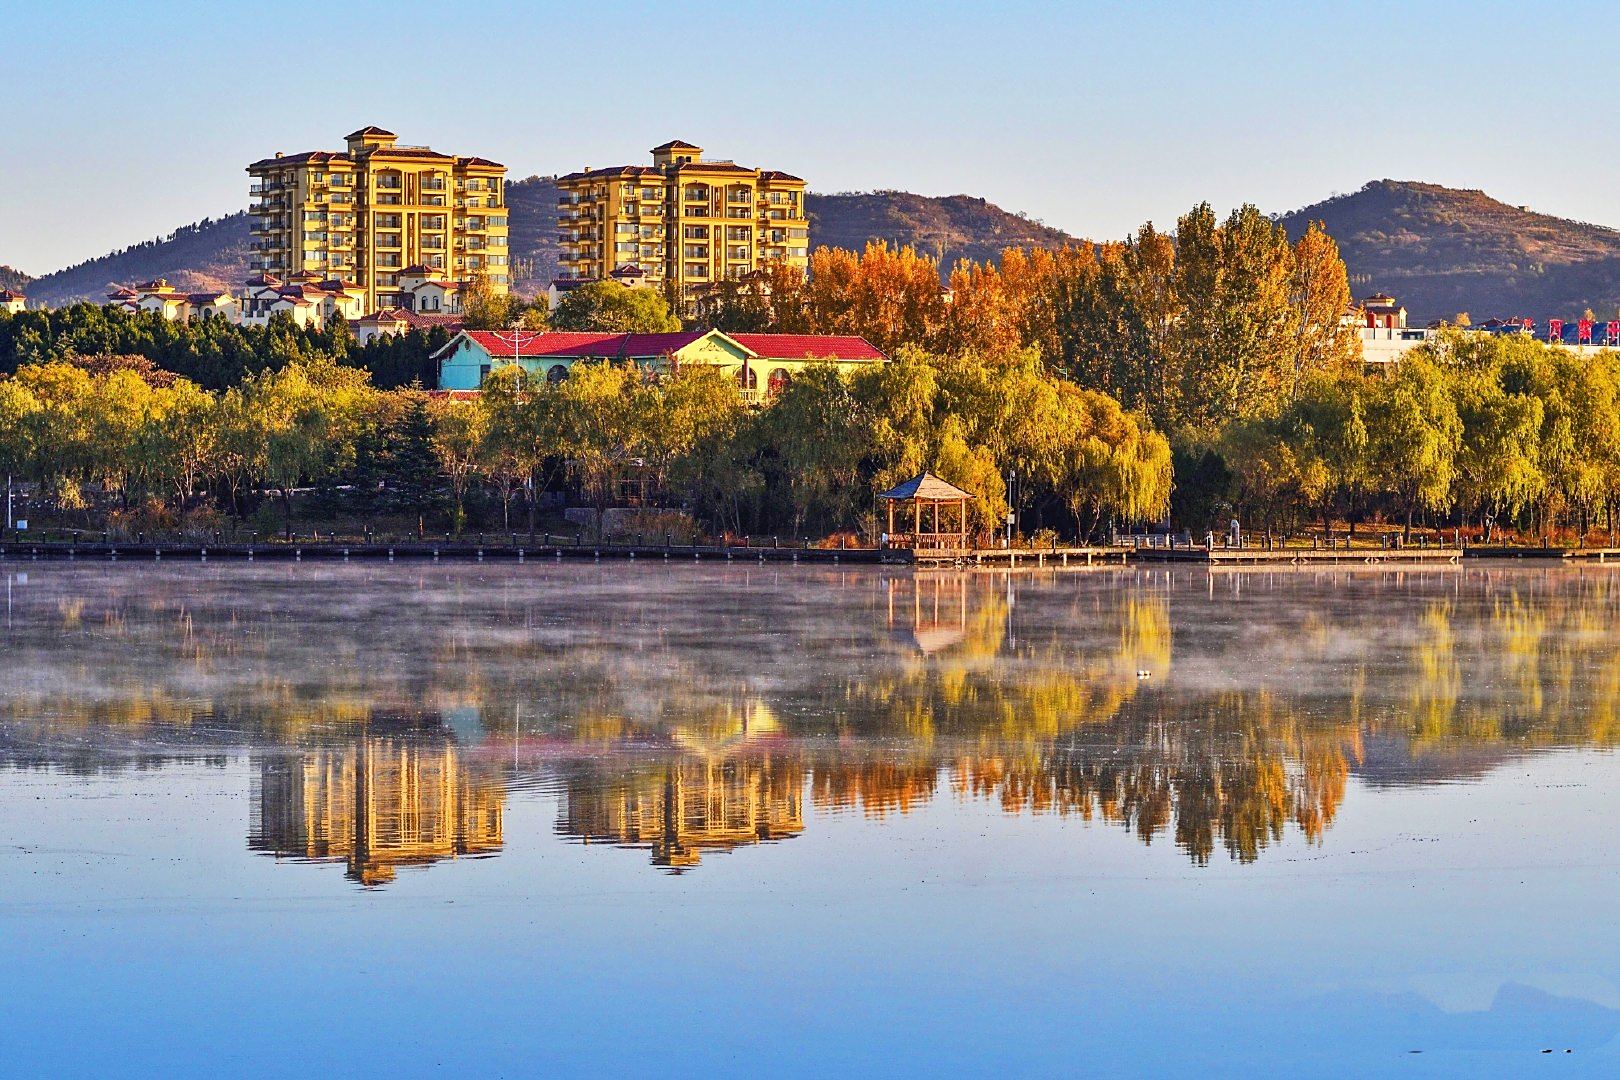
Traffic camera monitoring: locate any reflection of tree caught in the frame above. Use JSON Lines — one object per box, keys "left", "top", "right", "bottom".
{"left": 14, "top": 565, "right": 1620, "bottom": 872}
{"left": 249, "top": 734, "right": 503, "bottom": 886}
{"left": 947, "top": 693, "right": 1358, "bottom": 864}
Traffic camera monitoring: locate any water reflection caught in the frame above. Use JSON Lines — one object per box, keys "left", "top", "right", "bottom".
{"left": 5, "top": 563, "right": 1620, "bottom": 882}
{"left": 249, "top": 730, "right": 503, "bottom": 886}
{"left": 556, "top": 754, "right": 804, "bottom": 872}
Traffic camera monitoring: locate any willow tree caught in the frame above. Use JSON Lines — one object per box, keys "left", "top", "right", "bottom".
{"left": 557, "top": 361, "right": 642, "bottom": 537}
{"left": 240, "top": 358, "right": 376, "bottom": 538}
{"left": 1365, "top": 357, "right": 1461, "bottom": 541}
{"left": 478, "top": 364, "right": 561, "bottom": 536}
{"left": 0, "top": 377, "right": 39, "bottom": 515}
{"left": 430, "top": 394, "right": 486, "bottom": 536}
{"left": 1452, "top": 367, "right": 1543, "bottom": 541}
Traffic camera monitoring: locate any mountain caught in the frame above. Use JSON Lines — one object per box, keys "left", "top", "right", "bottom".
{"left": 25, "top": 215, "right": 251, "bottom": 307}
{"left": 1278, "top": 179, "right": 1620, "bottom": 323}
{"left": 22, "top": 181, "right": 1080, "bottom": 307}
{"left": 806, "top": 191, "right": 1078, "bottom": 266}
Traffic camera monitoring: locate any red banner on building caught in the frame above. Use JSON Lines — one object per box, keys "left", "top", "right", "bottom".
{"left": 1579, "top": 318, "right": 1594, "bottom": 343}
{"left": 1607, "top": 321, "right": 1619, "bottom": 343}
{"left": 1549, "top": 318, "right": 1565, "bottom": 341}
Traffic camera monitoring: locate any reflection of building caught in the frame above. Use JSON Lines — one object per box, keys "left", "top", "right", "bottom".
{"left": 888, "top": 572, "right": 971, "bottom": 654}
{"left": 250, "top": 736, "right": 503, "bottom": 886}
{"left": 557, "top": 755, "right": 803, "bottom": 872}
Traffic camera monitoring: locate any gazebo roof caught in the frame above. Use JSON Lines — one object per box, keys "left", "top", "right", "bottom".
{"left": 878, "top": 472, "right": 972, "bottom": 502}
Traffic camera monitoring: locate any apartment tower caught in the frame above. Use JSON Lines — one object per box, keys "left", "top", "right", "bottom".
{"left": 247, "top": 127, "right": 509, "bottom": 311}
{"left": 555, "top": 140, "right": 808, "bottom": 307}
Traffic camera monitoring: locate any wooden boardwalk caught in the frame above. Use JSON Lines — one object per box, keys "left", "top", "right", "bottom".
{"left": 0, "top": 540, "right": 888, "bottom": 565}
{"left": 1133, "top": 545, "right": 1464, "bottom": 565}
{"left": 1466, "top": 546, "right": 1620, "bottom": 562}
{"left": 910, "top": 546, "right": 1131, "bottom": 568}
{"left": 8, "top": 539, "right": 1619, "bottom": 569}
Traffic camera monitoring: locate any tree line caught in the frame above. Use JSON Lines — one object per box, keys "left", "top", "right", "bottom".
{"left": 0, "top": 303, "right": 448, "bottom": 390}
{"left": 1220, "top": 330, "right": 1620, "bottom": 544}
{"left": 698, "top": 203, "right": 1361, "bottom": 437}
{"left": 10, "top": 196, "right": 1619, "bottom": 546}
{"left": 0, "top": 348, "right": 1170, "bottom": 542}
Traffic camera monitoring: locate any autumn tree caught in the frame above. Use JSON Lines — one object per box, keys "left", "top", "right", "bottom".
{"left": 551, "top": 281, "right": 681, "bottom": 333}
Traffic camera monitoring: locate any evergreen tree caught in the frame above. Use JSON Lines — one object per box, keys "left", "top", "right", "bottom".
{"left": 382, "top": 394, "right": 441, "bottom": 521}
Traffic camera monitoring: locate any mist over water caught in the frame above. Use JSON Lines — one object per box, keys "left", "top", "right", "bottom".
{"left": 3, "top": 561, "right": 1620, "bottom": 1076}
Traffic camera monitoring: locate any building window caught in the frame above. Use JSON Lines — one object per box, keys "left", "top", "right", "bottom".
{"left": 479, "top": 364, "right": 492, "bottom": 385}
{"left": 547, "top": 364, "right": 568, "bottom": 385}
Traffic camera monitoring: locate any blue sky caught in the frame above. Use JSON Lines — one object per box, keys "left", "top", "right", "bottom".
{"left": 3, "top": 0, "right": 1615, "bottom": 274}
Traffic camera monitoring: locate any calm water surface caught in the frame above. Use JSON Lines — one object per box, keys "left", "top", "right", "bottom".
{"left": 2, "top": 561, "right": 1619, "bottom": 1076}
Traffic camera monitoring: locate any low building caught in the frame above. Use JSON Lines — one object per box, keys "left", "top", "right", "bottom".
{"left": 397, "top": 265, "right": 465, "bottom": 314}
{"left": 434, "top": 327, "right": 886, "bottom": 398}
{"left": 238, "top": 272, "right": 365, "bottom": 328}
{"left": 132, "top": 279, "right": 188, "bottom": 320}
{"left": 353, "top": 306, "right": 465, "bottom": 344}
{"left": 0, "top": 288, "right": 26, "bottom": 314}
{"left": 115, "top": 279, "right": 241, "bottom": 322}
{"left": 1348, "top": 292, "right": 1433, "bottom": 364}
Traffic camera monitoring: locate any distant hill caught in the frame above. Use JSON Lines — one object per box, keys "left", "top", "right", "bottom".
{"left": 807, "top": 191, "right": 1078, "bottom": 267}
{"left": 1278, "top": 179, "right": 1620, "bottom": 323}
{"left": 23, "top": 182, "right": 1079, "bottom": 306}
{"left": 26, "top": 215, "right": 251, "bottom": 307}
{"left": 0, "top": 265, "right": 31, "bottom": 294}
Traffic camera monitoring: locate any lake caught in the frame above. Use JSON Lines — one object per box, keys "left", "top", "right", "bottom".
{"left": 2, "top": 560, "right": 1618, "bottom": 1077}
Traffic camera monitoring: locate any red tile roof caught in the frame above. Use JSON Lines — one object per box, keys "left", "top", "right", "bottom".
{"left": 358, "top": 308, "right": 411, "bottom": 324}
{"left": 460, "top": 331, "right": 624, "bottom": 358}
{"left": 621, "top": 332, "right": 706, "bottom": 355}
{"left": 402, "top": 311, "right": 464, "bottom": 329}
{"left": 557, "top": 165, "right": 664, "bottom": 182}
{"left": 728, "top": 333, "right": 886, "bottom": 362}
{"left": 653, "top": 140, "right": 702, "bottom": 151}
{"left": 455, "top": 329, "right": 885, "bottom": 363}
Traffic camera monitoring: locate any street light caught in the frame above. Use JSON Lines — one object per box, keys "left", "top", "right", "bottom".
{"left": 1004, "top": 468, "right": 1018, "bottom": 548}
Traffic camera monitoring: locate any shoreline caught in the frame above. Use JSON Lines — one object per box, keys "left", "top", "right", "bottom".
{"left": 2, "top": 540, "right": 1614, "bottom": 568}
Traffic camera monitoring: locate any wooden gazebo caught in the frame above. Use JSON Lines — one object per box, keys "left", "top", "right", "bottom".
{"left": 879, "top": 472, "right": 972, "bottom": 551}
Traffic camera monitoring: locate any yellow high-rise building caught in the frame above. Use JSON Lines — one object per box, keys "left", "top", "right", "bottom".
{"left": 247, "top": 126, "right": 509, "bottom": 312}
{"left": 555, "top": 140, "right": 808, "bottom": 308}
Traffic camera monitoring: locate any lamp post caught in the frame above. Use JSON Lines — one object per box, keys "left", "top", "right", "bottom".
{"left": 1004, "top": 468, "right": 1018, "bottom": 548}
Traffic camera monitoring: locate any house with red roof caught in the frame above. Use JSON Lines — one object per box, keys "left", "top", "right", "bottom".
{"left": 238, "top": 272, "right": 364, "bottom": 328}
{"left": 354, "top": 306, "right": 465, "bottom": 344}
{"left": 434, "top": 328, "right": 885, "bottom": 400}
{"left": 0, "top": 288, "right": 26, "bottom": 315}
{"left": 109, "top": 279, "right": 240, "bottom": 323}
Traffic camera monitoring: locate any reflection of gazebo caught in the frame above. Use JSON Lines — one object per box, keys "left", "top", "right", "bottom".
{"left": 879, "top": 472, "right": 971, "bottom": 551}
